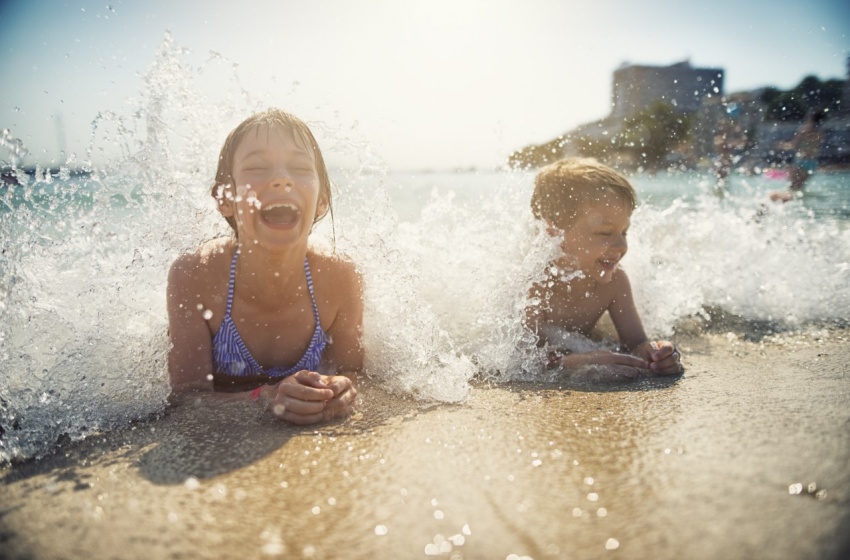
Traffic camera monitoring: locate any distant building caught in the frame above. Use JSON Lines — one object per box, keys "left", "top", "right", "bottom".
{"left": 611, "top": 60, "right": 724, "bottom": 119}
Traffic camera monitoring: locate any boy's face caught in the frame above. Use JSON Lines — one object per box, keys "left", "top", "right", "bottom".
{"left": 555, "top": 195, "right": 631, "bottom": 284}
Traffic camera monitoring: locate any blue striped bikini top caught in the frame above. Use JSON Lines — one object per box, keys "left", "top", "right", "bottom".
{"left": 212, "top": 251, "right": 327, "bottom": 379}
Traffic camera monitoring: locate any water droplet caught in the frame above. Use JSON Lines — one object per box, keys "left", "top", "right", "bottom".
{"left": 587, "top": 493, "right": 599, "bottom": 501}
{"left": 311, "top": 506, "right": 320, "bottom": 515}
{"left": 183, "top": 477, "right": 200, "bottom": 490}
{"left": 597, "top": 508, "right": 608, "bottom": 517}
{"left": 788, "top": 483, "right": 803, "bottom": 495}
{"left": 605, "top": 538, "right": 620, "bottom": 550}
{"left": 434, "top": 510, "right": 444, "bottom": 520}
{"left": 374, "top": 525, "right": 388, "bottom": 536}
{"left": 462, "top": 524, "right": 471, "bottom": 535}
{"left": 203, "top": 309, "right": 213, "bottom": 320}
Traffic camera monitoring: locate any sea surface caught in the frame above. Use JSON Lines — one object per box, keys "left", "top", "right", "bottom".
{"left": 2, "top": 163, "right": 849, "bottom": 464}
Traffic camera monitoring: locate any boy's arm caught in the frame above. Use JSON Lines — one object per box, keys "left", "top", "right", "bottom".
{"left": 609, "top": 269, "right": 682, "bottom": 375}
{"left": 167, "top": 255, "right": 216, "bottom": 395}
{"left": 607, "top": 269, "right": 648, "bottom": 351}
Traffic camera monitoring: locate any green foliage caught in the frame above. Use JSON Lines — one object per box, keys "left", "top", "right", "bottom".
{"left": 575, "top": 134, "right": 622, "bottom": 160}
{"left": 760, "top": 75, "right": 843, "bottom": 122}
{"left": 619, "top": 101, "right": 690, "bottom": 169}
{"left": 507, "top": 137, "right": 566, "bottom": 169}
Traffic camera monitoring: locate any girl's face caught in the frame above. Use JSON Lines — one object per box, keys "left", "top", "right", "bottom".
{"left": 221, "top": 125, "right": 326, "bottom": 250}
{"left": 556, "top": 196, "right": 631, "bottom": 284}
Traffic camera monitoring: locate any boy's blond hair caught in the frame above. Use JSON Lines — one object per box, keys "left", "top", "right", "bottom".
{"left": 531, "top": 158, "right": 637, "bottom": 229}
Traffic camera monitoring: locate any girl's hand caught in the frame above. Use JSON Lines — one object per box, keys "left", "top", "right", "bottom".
{"left": 550, "top": 350, "right": 648, "bottom": 383}
{"left": 553, "top": 350, "right": 649, "bottom": 370}
{"left": 262, "top": 370, "right": 357, "bottom": 425}
{"left": 633, "top": 341, "right": 683, "bottom": 375}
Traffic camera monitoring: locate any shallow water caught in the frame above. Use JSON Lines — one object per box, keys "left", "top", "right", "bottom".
{"left": 2, "top": 35, "right": 850, "bottom": 468}
{"left": 2, "top": 332, "right": 848, "bottom": 559}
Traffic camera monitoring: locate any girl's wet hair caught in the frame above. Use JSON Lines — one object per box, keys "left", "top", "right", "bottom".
{"left": 211, "top": 109, "right": 333, "bottom": 236}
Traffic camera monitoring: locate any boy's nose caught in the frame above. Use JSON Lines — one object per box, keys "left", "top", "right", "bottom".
{"left": 612, "top": 234, "right": 628, "bottom": 251}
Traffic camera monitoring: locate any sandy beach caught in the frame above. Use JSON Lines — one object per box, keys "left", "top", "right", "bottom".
{"left": 2, "top": 328, "right": 849, "bottom": 560}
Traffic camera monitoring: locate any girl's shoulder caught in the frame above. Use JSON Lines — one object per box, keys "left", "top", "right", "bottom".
{"left": 169, "top": 238, "right": 235, "bottom": 286}
{"left": 307, "top": 249, "right": 362, "bottom": 293}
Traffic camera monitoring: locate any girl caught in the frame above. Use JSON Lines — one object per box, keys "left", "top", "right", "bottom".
{"left": 167, "top": 109, "right": 362, "bottom": 425}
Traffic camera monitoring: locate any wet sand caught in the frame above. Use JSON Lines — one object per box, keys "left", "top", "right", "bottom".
{"left": 2, "top": 330, "right": 849, "bottom": 560}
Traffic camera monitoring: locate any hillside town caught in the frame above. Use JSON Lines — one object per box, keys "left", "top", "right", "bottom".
{"left": 509, "top": 57, "right": 850, "bottom": 174}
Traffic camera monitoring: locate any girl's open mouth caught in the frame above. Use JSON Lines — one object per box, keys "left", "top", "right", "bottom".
{"left": 260, "top": 202, "right": 301, "bottom": 226}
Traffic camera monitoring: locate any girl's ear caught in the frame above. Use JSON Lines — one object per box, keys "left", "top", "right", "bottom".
{"left": 215, "top": 184, "right": 235, "bottom": 218}
{"left": 315, "top": 191, "right": 329, "bottom": 219}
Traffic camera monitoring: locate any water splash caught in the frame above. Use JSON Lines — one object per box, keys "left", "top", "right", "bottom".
{"left": 3, "top": 34, "right": 850, "bottom": 464}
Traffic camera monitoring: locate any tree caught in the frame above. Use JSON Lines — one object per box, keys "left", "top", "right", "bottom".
{"left": 618, "top": 101, "right": 690, "bottom": 170}
{"left": 760, "top": 75, "right": 842, "bottom": 121}
{"left": 507, "top": 137, "right": 567, "bottom": 169}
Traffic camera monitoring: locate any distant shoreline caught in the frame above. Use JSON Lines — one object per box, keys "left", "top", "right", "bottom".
{"left": 1, "top": 166, "right": 91, "bottom": 186}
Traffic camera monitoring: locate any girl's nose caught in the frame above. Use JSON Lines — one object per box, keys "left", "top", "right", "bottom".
{"left": 270, "top": 167, "right": 296, "bottom": 188}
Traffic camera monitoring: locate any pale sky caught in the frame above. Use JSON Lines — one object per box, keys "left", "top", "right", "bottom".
{"left": 1, "top": 0, "right": 848, "bottom": 170}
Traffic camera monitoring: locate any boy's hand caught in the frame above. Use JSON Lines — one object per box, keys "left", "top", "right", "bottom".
{"left": 634, "top": 341, "right": 683, "bottom": 375}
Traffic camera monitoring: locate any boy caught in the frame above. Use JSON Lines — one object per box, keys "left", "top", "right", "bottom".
{"left": 526, "top": 158, "right": 682, "bottom": 377}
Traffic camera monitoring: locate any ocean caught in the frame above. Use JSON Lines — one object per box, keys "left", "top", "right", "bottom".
{"left": 2, "top": 162, "right": 849, "bottom": 464}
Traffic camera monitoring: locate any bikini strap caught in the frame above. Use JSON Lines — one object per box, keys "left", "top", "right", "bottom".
{"left": 225, "top": 250, "right": 239, "bottom": 316}
{"left": 303, "top": 258, "right": 321, "bottom": 323}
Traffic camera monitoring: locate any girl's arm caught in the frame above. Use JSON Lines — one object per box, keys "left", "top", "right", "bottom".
{"left": 525, "top": 282, "right": 548, "bottom": 344}
{"left": 167, "top": 254, "right": 215, "bottom": 396}
{"left": 265, "top": 259, "right": 363, "bottom": 425}
{"left": 323, "top": 258, "right": 364, "bottom": 377}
